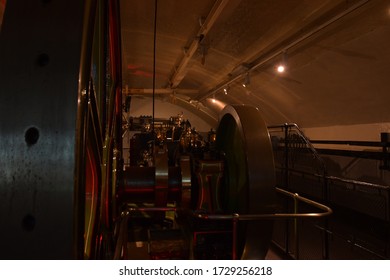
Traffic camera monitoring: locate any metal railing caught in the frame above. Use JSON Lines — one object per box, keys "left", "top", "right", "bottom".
{"left": 268, "top": 123, "right": 327, "bottom": 176}
{"left": 196, "top": 187, "right": 332, "bottom": 259}
{"left": 114, "top": 187, "right": 332, "bottom": 260}
{"left": 114, "top": 206, "right": 178, "bottom": 260}
{"left": 268, "top": 123, "right": 390, "bottom": 259}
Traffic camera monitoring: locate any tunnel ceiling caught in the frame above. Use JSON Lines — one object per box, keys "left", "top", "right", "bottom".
{"left": 120, "top": 0, "right": 390, "bottom": 128}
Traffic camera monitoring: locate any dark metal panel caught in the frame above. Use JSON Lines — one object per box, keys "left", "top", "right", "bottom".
{"left": 0, "top": 0, "right": 87, "bottom": 259}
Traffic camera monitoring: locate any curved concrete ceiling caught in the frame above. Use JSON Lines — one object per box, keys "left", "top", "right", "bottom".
{"left": 121, "top": 0, "right": 390, "bottom": 130}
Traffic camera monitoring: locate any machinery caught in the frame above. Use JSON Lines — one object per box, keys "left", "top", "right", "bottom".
{"left": 115, "top": 104, "right": 278, "bottom": 260}
{"left": 0, "top": 0, "right": 333, "bottom": 260}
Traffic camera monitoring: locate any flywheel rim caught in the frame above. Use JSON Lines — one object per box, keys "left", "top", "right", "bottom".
{"left": 216, "top": 104, "right": 276, "bottom": 259}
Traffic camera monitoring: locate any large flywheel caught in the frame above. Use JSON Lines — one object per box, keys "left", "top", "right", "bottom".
{"left": 216, "top": 105, "right": 277, "bottom": 259}
{"left": 0, "top": 0, "right": 122, "bottom": 259}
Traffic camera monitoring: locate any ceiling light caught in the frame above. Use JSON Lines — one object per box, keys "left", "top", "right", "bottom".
{"left": 276, "top": 51, "right": 287, "bottom": 73}
{"left": 277, "top": 65, "right": 285, "bottom": 73}
{"left": 242, "top": 72, "right": 250, "bottom": 87}
{"left": 212, "top": 94, "right": 216, "bottom": 103}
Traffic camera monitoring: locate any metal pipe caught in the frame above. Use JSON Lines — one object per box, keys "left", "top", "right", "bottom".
{"left": 195, "top": 187, "right": 333, "bottom": 221}
{"left": 284, "top": 123, "right": 289, "bottom": 189}
{"left": 327, "top": 175, "right": 390, "bottom": 191}
{"left": 126, "top": 207, "right": 177, "bottom": 212}
{"left": 283, "top": 124, "right": 290, "bottom": 256}
{"left": 114, "top": 214, "right": 129, "bottom": 260}
{"left": 293, "top": 192, "right": 299, "bottom": 259}
{"left": 74, "top": 0, "right": 98, "bottom": 259}
{"left": 279, "top": 167, "right": 390, "bottom": 191}
{"left": 124, "top": 88, "right": 199, "bottom": 95}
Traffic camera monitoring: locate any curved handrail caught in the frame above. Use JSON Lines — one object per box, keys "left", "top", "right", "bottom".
{"left": 268, "top": 123, "right": 327, "bottom": 175}
{"left": 115, "top": 187, "right": 332, "bottom": 260}
{"left": 194, "top": 187, "right": 332, "bottom": 259}
{"left": 195, "top": 187, "right": 332, "bottom": 221}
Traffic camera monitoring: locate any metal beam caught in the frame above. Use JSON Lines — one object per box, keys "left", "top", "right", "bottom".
{"left": 124, "top": 87, "right": 199, "bottom": 95}
{"left": 168, "top": 0, "right": 229, "bottom": 89}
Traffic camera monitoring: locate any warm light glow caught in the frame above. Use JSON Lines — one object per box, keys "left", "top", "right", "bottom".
{"left": 207, "top": 97, "right": 227, "bottom": 110}
{"left": 224, "top": 88, "right": 228, "bottom": 94}
{"left": 277, "top": 65, "right": 285, "bottom": 73}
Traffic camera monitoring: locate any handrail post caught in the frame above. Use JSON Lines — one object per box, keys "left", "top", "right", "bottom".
{"left": 269, "top": 123, "right": 330, "bottom": 259}
{"left": 323, "top": 174, "right": 330, "bottom": 260}
{"left": 114, "top": 212, "right": 129, "bottom": 260}
{"left": 283, "top": 123, "right": 290, "bottom": 256}
{"left": 284, "top": 123, "right": 289, "bottom": 189}
{"left": 293, "top": 193, "right": 299, "bottom": 259}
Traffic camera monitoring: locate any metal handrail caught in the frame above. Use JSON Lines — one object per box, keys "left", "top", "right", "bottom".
{"left": 195, "top": 187, "right": 332, "bottom": 260}
{"left": 119, "top": 188, "right": 332, "bottom": 222}
{"left": 277, "top": 166, "right": 390, "bottom": 192}
{"left": 195, "top": 187, "right": 332, "bottom": 220}
{"left": 115, "top": 187, "right": 332, "bottom": 260}
{"left": 114, "top": 206, "right": 178, "bottom": 259}
{"left": 268, "top": 123, "right": 327, "bottom": 174}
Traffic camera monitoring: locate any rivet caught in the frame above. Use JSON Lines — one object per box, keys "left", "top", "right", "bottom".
{"left": 25, "top": 127, "right": 40, "bottom": 146}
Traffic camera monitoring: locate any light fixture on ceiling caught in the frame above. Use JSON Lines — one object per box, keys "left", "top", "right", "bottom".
{"left": 277, "top": 64, "right": 285, "bottom": 73}
{"left": 212, "top": 94, "right": 216, "bottom": 103}
{"left": 242, "top": 72, "right": 250, "bottom": 87}
{"left": 223, "top": 85, "right": 229, "bottom": 95}
{"left": 201, "top": 0, "right": 371, "bottom": 102}
{"left": 276, "top": 51, "right": 287, "bottom": 73}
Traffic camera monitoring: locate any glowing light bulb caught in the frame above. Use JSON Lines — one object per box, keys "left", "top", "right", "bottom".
{"left": 212, "top": 98, "right": 216, "bottom": 103}
{"left": 277, "top": 65, "right": 285, "bottom": 73}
